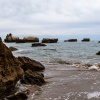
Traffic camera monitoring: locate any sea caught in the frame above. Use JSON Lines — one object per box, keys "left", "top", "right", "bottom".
{"left": 5, "top": 41, "right": 100, "bottom": 100}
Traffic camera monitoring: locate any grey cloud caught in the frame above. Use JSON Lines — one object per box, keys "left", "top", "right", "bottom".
{"left": 0, "top": 0, "right": 100, "bottom": 37}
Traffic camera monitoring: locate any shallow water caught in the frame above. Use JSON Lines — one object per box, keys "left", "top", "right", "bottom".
{"left": 5, "top": 41, "right": 100, "bottom": 100}
{"left": 5, "top": 41, "right": 100, "bottom": 64}
{"left": 26, "top": 63, "right": 100, "bottom": 100}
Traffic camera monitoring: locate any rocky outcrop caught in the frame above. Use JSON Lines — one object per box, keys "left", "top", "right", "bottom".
{"left": 64, "top": 39, "right": 77, "bottom": 42}
{"left": 96, "top": 51, "right": 100, "bottom": 55}
{"left": 9, "top": 46, "right": 18, "bottom": 51}
{"left": 0, "top": 37, "right": 46, "bottom": 99}
{"left": 0, "top": 37, "right": 24, "bottom": 96}
{"left": 17, "top": 57, "right": 45, "bottom": 71}
{"left": 4, "top": 33, "right": 19, "bottom": 42}
{"left": 23, "top": 36, "right": 39, "bottom": 42}
{"left": 82, "top": 38, "right": 90, "bottom": 42}
{"left": 98, "top": 41, "right": 100, "bottom": 43}
{"left": 42, "top": 38, "right": 58, "bottom": 43}
{"left": 32, "top": 43, "right": 46, "bottom": 47}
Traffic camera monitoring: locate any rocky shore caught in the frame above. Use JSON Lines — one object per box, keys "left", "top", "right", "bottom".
{"left": 0, "top": 37, "right": 45, "bottom": 99}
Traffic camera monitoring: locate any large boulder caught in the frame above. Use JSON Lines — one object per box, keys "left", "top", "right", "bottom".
{"left": 32, "top": 43, "right": 46, "bottom": 47}
{"left": 42, "top": 38, "right": 58, "bottom": 43}
{"left": 4, "top": 33, "right": 19, "bottom": 42}
{"left": 0, "top": 37, "right": 24, "bottom": 96}
{"left": 82, "top": 38, "right": 90, "bottom": 42}
{"left": 17, "top": 57, "right": 45, "bottom": 71}
{"left": 23, "top": 36, "right": 39, "bottom": 42}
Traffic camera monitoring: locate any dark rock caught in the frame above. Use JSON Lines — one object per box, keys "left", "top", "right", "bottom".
{"left": 0, "top": 37, "right": 24, "bottom": 96}
{"left": 17, "top": 57, "right": 45, "bottom": 71}
{"left": 9, "top": 46, "right": 18, "bottom": 51}
{"left": 64, "top": 39, "right": 77, "bottom": 42}
{"left": 42, "top": 38, "right": 58, "bottom": 43}
{"left": 32, "top": 43, "right": 46, "bottom": 47}
{"left": 20, "top": 70, "right": 45, "bottom": 86}
{"left": 6, "top": 91, "right": 28, "bottom": 100}
{"left": 16, "top": 39, "right": 26, "bottom": 43}
{"left": 4, "top": 33, "right": 19, "bottom": 42}
{"left": 23, "top": 36, "right": 39, "bottom": 42}
{"left": 82, "top": 38, "right": 90, "bottom": 42}
{"left": 96, "top": 51, "right": 100, "bottom": 55}
{"left": 98, "top": 41, "right": 100, "bottom": 43}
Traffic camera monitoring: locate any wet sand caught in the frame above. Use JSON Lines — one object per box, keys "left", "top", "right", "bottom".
{"left": 27, "top": 64, "right": 100, "bottom": 100}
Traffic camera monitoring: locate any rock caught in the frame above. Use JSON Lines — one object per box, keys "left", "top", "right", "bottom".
{"left": 9, "top": 46, "right": 18, "bottom": 51}
{"left": 16, "top": 39, "right": 26, "bottom": 43}
{"left": 17, "top": 57, "right": 45, "bottom": 71}
{"left": 32, "top": 43, "right": 46, "bottom": 47}
{"left": 96, "top": 51, "right": 100, "bottom": 55}
{"left": 64, "top": 39, "right": 77, "bottom": 42}
{"left": 82, "top": 38, "right": 90, "bottom": 42}
{"left": 98, "top": 41, "right": 100, "bottom": 43}
{"left": 4, "top": 33, "right": 19, "bottom": 42}
{"left": 23, "top": 36, "right": 39, "bottom": 42}
{"left": 20, "top": 70, "right": 45, "bottom": 86}
{"left": 6, "top": 91, "right": 28, "bottom": 100}
{"left": 0, "top": 37, "right": 24, "bottom": 96}
{"left": 42, "top": 38, "right": 58, "bottom": 43}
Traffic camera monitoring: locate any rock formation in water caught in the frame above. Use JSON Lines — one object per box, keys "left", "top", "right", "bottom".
{"left": 64, "top": 39, "right": 77, "bottom": 42}
{"left": 82, "top": 38, "right": 90, "bottom": 42}
{"left": 23, "top": 36, "right": 39, "bottom": 42}
{"left": 96, "top": 51, "right": 100, "bottom": 55}
{"left": 42, "top": 38, "right": 58, "bottom": 43}
{"left": 0, "top": 37, "right": 45, "bottom": 99}
{"left": 32, "top": 43, "right": 46, "bottom": 47}
{"left": 4, "top": 33, "right": 19, "bottom": 42}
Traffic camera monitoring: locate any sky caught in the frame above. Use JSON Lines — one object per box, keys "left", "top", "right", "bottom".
{"left": 0, "top": 0, "right": 100, "bottom": 40}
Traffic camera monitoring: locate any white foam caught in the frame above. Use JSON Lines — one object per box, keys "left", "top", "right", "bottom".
{"left": 15, "top": 80, "right": 27, "bottom": 91}
{"left": 88, "top": 65, "right": 99, "bottom": 71}
{"left": 87, "top": 92, "right": 100, "bottom": 99}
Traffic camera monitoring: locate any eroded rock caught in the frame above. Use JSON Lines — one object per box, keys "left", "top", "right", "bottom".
{"left": 4, "top": 33, "right": 19, "bottom": 42}
{"left": 0, "top": 37, "right": 24, "bottom": 96}
{"left": 42, "top": 38, "right": 58, "bottom": 43}
{"left": 18, "top": 56, "right": 45, "bottom": 71}
{"left": 32, "top": 43, "right": 46, "bottom": 47}
{"left": 20, "top": 70, "right": 45, "bottom": 86}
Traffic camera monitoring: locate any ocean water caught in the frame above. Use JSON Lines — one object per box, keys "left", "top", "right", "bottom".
{"left": 5, "top": 41, "right": 100, "bottom": 64}
{"left": 5, "top": 41, "right": 100, "bottom": 100}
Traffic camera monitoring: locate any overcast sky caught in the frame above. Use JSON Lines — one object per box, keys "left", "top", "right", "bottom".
{"left": 0, "top": 0, "right": 100, "bottom": 40}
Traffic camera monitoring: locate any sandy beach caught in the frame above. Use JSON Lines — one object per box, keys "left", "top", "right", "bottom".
{"left": 26, "top": 63, "right": 100, "bottom": 100}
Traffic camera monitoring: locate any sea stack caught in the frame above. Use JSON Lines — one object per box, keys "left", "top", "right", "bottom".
{"left": 4, "top": 33, "right": 19, "bottom": 42}
{"left": 82, "top": 38, "right": 90, "bottom": 42}
{"left": 64, "top": 39, "right": 77, "bottom": 42}
{"left": 42, "top": 38, "right": 58, "bottom": 43}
